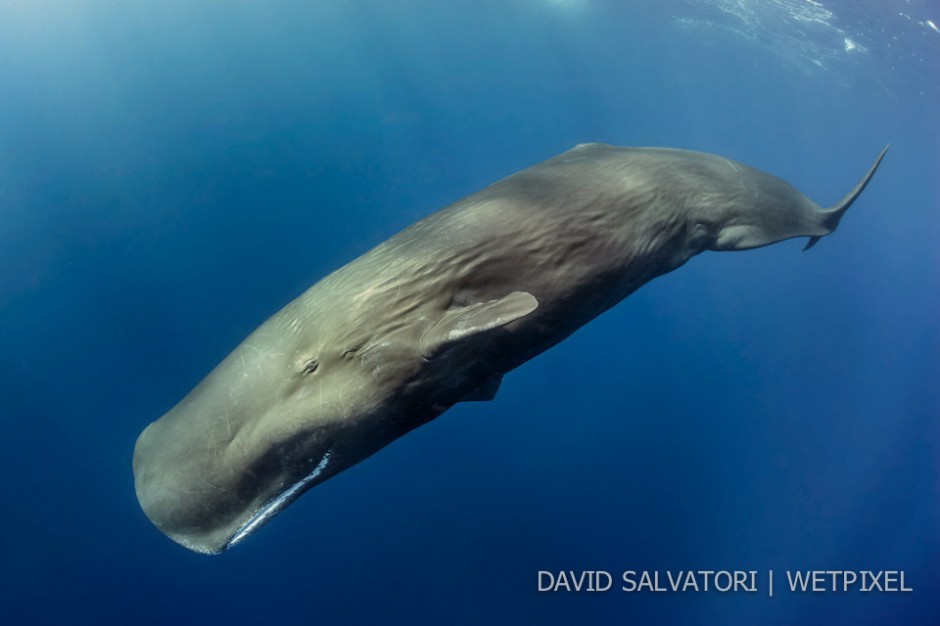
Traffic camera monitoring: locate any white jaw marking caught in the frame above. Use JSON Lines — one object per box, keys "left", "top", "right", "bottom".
{"left": 226, "top": 450, "right": 332, "bottom": 548}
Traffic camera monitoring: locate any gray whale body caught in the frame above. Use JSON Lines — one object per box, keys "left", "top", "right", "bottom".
{"left": 133, "top": 143, "right": 888, "bottom": 554}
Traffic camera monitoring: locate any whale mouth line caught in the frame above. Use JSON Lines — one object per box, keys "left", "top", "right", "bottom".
{"left": 225, "top": 448, "right": 333, "bottom": 550}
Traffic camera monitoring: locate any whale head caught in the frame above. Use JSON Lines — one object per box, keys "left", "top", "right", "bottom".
{"left": 132, "top": 287, "right": 430, "bottom": 554}
{"left": 133, "top": 264, "right": 538, "bottom": 554}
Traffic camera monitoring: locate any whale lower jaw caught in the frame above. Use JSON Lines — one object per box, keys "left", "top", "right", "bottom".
{"left": 222, "top": 450, "right": 334, "bottom": 552}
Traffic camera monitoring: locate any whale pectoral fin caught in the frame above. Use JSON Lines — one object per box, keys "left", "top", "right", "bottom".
{"left": 460, "top": 374, "right": 503, "bottom": 402}
{"left": 420, "top": 291, "right": 538, "bottom": 359}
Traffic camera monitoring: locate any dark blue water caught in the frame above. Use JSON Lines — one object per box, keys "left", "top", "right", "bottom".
{"left": 1, "top": 1, "right": 937, "bottom": 624}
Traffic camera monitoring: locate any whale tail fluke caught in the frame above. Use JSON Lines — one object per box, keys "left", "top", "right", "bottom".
{"left": 803, "top": 144, "right": 889, "bottom": 251}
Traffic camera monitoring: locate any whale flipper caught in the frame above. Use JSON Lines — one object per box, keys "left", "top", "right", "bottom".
{"left": 419, "top": 291, "right": 538, "bottom": 359}
{"left": 461, "top": 375, "right": 504, "bottom": 402}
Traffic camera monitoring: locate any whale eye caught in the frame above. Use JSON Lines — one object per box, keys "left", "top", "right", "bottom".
{"left": 301, "top": 358, "right": 319, "bottom": 375}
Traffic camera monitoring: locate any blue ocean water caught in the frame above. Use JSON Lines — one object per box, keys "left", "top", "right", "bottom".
{"left": 1, "top": 0, "right": 937, "bottom": 624}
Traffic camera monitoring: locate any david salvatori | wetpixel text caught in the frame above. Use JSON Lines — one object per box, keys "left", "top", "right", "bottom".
{"left": 537, "top": 569, "right": 913, "bottom": 595}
